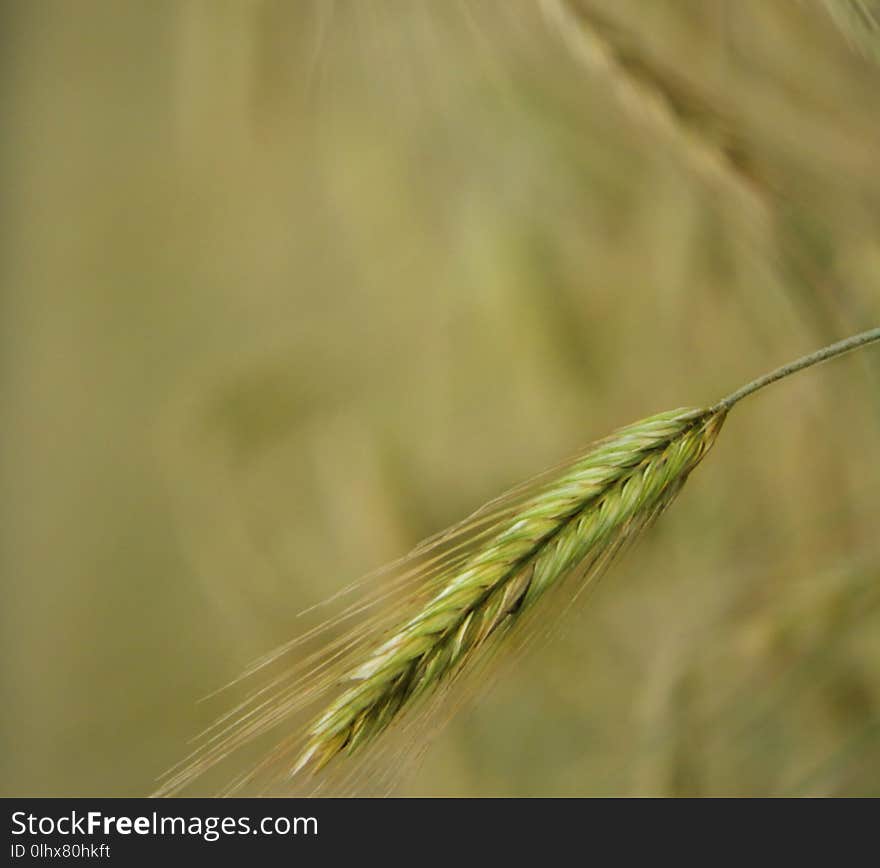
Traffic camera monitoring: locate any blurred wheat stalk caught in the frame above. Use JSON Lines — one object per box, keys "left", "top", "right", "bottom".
{"left": 822, "top": 0, "right": 880, "bottom": 60}
{"left": 541, "top": 0, "right": 769, "bottom": 220}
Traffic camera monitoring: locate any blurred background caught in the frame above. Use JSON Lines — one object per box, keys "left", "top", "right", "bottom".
{"left": 2, "top": 0, "right": 879, "bottom": 797}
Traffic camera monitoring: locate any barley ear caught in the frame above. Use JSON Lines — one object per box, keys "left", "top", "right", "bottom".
{"left": 155, "top": 327, "right": 880, "bottom": 796}
{"left": 290, "top": 408, "right": 727, "bottom": 778}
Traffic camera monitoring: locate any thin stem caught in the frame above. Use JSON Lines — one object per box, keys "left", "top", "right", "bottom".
{"left": 711, "top": 326, "right": 880, "bottom": 414}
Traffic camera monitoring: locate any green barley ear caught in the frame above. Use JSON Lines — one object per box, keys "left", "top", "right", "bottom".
{"left": 292, "top": 407, "right": 725, "bottom": 778}
{"left": 155, "top": 327, "right": 879, "bottom": 797}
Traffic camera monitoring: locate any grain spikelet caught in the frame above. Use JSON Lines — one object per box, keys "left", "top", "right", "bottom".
{"left": 155, "top": 328, "right": 880, "bottom": 796}
{"left": 155, "top": 407, "right": 725, "bottom": 795}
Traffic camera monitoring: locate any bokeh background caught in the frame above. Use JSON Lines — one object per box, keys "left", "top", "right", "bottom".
{"left": 2, "top": 0, "right": 880, "bottom": 797}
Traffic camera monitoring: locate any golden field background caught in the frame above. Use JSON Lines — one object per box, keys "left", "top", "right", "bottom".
{"left": 2, "top": 0, "right": 880, "bottom": 796}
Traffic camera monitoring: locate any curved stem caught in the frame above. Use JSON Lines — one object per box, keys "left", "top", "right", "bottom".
{"left": 711, "top": 326, "right": 880, "bottom": 414}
